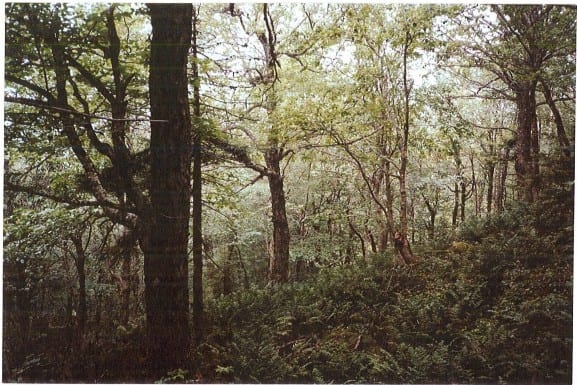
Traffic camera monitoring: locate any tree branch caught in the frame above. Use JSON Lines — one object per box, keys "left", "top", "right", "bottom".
{"left": 5, "top": 180, "right": 121, "bottom": 210}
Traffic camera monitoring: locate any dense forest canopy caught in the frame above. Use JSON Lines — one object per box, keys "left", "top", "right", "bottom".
{"left": 3, "top": 3, "right": 575, "bottom": 383}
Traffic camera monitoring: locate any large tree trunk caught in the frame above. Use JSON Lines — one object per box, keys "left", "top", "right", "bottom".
{"left": 265, "top": 148, "right": 291, "bottom": 284}
{"left": 254, "top": 5, "right": 291, "bottom": 285}
{"left": 514, "top": 84, "right": 538, "bottom": 203}
{"left": 145, "top": 4, "right": 192, "bottom": 373}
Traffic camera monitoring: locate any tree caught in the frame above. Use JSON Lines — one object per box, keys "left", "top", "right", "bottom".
{"left": 452, "top": 5, "right": 576, "bottom": 203}
{"left": 144, "top": 3, "right": 193, "bottom": 371}
{"left": 201, "top": 4, "right": 341, "bottom": 283}
{"left": 5, "top": 3, "right": 195, "bottom": 373}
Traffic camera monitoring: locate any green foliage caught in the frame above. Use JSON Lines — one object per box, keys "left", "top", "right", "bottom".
{"left": 194, "top": 204, "right": 572, "bottom": 384}
{"left": 3, "top": 2, "right": 574, "bottom": 383}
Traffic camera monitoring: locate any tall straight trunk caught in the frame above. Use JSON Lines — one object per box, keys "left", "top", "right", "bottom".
{"left": 145, "top": 4, "right": 192, "bottom": 372}
{"left": 191, "top": 6, "right": 204, "bottom": 344}
{"left": 470, "top": 156, "right": 479, "bottom": 215}
{"left": 486, "top": 160, "right": 495, "bottom": 214}
{"left": 531, "top": 116, "right": 540, "bottom": 200}
{"left": 514, "top": 84, "right": 538, "bottom": 203}
{"left": 265, "top": 148, "right": 290, "bottom": 284}
{"left": 460, "top": 180, "right": 467, "bottom": 223}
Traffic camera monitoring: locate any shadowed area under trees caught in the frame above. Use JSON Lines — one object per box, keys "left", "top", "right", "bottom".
{"left": 3, "top": 3, "right": 574, "bottom": 383}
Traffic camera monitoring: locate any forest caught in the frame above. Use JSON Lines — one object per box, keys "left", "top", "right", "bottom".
{"left": 3, "top": 3, "right": 575, "bottom": 383}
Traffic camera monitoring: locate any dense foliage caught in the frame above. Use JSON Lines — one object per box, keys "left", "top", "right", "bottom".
{"left": 194, "top": 203, "right": 572, "bottom": 384}
{"left": 3, "top": 3, "right": 574, "bottom": 383}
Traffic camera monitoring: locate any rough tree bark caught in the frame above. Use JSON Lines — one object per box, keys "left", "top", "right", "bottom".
{"left": 514, "top": 84, "right": 538, "bottom": 203}
{"left": 145, "top": 3, "right": 193, "bottom": 372}
{"left": 259, "top": 4, "right": 291, "bottom": 285}
{"left": 265, "top": 148, "right": 291, "bottom": 284}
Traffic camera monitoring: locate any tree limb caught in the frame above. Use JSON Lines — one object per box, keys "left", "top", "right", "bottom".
{"left": 5, "top": 180, "right": 121, "bottom": 210}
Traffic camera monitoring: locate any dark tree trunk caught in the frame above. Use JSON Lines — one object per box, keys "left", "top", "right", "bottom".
{"left": 367, "top": 227, "right": 378, "bottom": 254}
{"left": 253, "top": 5, "right": 291, "bottom": 286}
{"left": 470, "top": 156, "right": 479, "bottom": 215}
{"left": 347, "top": 216, "right": 366, "bottom": 262}
{"left": 460, "top": 180, "right": 467, "bottom": 223}
{"left": 265, "top": 148, "right": 290, "bottom": 284}
{"left": 452, "top": 182, "right": 459, "bottom": 228}
{"left": 495, "top": 145, "right": 511, "bottom": 213}
{"left": 145, "top": 4, "right": 193, "bottom": 372}
{"left": 486, "top": 160, "right": 495, "bottom": 214}
{"left": 393, "top": 231, "right": 416, "bottom": 265}
{"left": 423, "top": 195, "right": 436, "bottom": 240}
{"left": 514, "top": 84, "right": 538, "bottom": 203}
{"left": 531, "top": 116, "right": 540, "bottom": 200}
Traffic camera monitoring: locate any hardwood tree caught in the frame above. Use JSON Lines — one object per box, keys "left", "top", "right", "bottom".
{"left": 452, "top": 5, "right": 576, "bottom": 203}
{"left": 145, "top": 3, "right": 193, "bottom": 370}
{"left": 5, "top": 3, "right": 196, "bottom": 372}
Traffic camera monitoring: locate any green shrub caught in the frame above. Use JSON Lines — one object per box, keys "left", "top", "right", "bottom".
{"left": 198, "top": 206, "right": 572, "bottom": 384}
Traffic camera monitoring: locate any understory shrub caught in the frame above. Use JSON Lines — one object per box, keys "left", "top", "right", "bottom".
{"left": 196, "top": 204, "right": 572, "bottom": 384}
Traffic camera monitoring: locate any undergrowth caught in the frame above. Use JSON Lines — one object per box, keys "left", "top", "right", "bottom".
{"left": 191, "top": 207, "right": 572, "bottom": 384}
{"left": 8, "top": 202, "right": 572, "bottom": 384}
